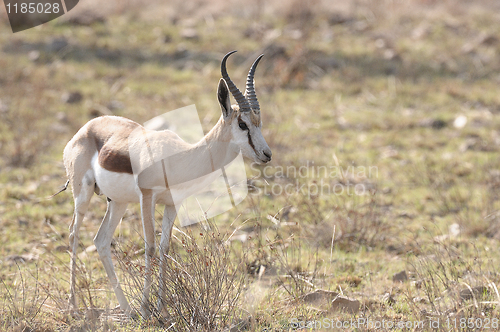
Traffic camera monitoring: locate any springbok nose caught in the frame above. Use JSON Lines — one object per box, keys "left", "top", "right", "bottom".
{"left": 263, "top": 149, "right": 272, "bottom": 162}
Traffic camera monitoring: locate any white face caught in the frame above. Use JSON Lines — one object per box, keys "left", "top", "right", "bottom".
{"left": 230, "top": 111, "right": 272, "bottom": 164}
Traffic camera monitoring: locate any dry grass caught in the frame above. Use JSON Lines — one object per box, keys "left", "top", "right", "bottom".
{"left": 118, "top": 221, "right": 245, "bottom": 331}
{"left": 0, "top": 265, "right": 48, "bottom": 332}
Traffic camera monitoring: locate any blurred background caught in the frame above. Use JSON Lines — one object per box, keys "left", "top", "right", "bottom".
{"left": 0, "top": 0, "right": 499, "bottom": 168}
{"left": 0, "top": 0, "right": 499, "bottom": 166}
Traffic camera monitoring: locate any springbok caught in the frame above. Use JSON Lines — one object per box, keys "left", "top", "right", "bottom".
{"left": 63, "top": 51, "right": 272, "bottom": 317}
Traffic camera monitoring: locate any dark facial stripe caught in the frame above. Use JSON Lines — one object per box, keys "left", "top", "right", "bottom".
{"left": 238, "top": 114, "right": 258, "bottom": 155}
{"left": 247, "top": 130, "right": 257, "bottom": 154}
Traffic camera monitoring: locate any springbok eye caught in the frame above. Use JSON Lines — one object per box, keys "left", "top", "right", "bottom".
{"left": 239, "top": 122, "right": 248, "bottom": 131}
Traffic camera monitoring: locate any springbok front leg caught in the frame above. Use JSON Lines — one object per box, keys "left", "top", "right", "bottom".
{"left": 93, "top": 200, "right": 131, "bottom": 315}
{"left": 157, "top": 204, "right": 177, "bottom": 312}
{"left": 139, "top": 189, "right": 156, "bottom": 318}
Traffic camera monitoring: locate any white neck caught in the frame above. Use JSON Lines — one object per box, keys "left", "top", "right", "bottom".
{"left": 134, "top": 116, "right": 237, "bottom": 193}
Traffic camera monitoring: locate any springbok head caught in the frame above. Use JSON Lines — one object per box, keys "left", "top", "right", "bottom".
{"left": 217, "top": 50, "right": 272, "bottom": 164}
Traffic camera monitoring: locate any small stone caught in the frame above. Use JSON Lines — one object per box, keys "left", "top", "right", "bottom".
{"left": 55, "top": 245, "right": 70, "bottom": 253}
{"left": 449, "top": 223, "right": 461, "bottom": 237}
{"left": 383, "top": 49, "right": 397, "bottom": 60}
{"left": 56, "top": 111, "right": 69, "bottom": 123}
{"left": 328, "top": 13, "right": 351, "bottom": 25}
{"left": 28, "top": 50, "right": 40, "bottom": 61}
{"left": 459, "top": 286, "right": 489, "bottom": 301}
{"left": 330, "top": 295, "right": 360, "bottom": 314}
{"left": 301, "top": 290, "right": 339, "bottom": 307}
{"left": 18, "top": 219, "right": 28, "bottom": 227}
{"left": 163, "top": 34, "right": 172, "bottom": 43}
{"left": 392, "top": 270, "right": 408, "bottom": 283}
{"left": 107, "top": 100, "right": 124, "bottom": 110}
{"left": 62, "top": 91, "right": 83, "bottom": 104}
{"left": 181, "top": 28, "right": 199, "bottom": 40}
{"left": 453, "top": 115, "right": 467, "bottom": 129}
{"left": 6, "top": 253, "right": 38, "bottom": 264}
{"left": 419, "top": 118, "right": 447, "bottom": 129}
{"left": 89, "top": 105, "right": 112, "bottom": 118}
{"left": 431, "top": 119, "right": 447, "bottom": 129}
{"left": 6, "top": 255, "right": 26, "bottom": 263}
{"left": 78, "top": 244, "right": 97, "bottom": 259}
{"left": 46, "top": 37, "right": 68, "bottom": 53}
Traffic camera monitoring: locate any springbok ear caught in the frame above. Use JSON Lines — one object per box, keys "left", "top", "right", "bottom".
{"left": 217, "top": 78, "right": 232, "bottom": 119}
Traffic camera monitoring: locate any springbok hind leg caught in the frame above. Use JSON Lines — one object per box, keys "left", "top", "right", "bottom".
{"left": 94, "top": 200, "right": 131, "bottom": 316}
{"left": 68, "top": 171, "right": 95, "bottom": 310}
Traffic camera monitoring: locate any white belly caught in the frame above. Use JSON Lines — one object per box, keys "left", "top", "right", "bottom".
{"left": 92, "top": 153, "right": 140, "bottom": 203}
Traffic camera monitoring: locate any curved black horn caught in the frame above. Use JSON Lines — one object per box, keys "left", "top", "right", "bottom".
{"left": 245, "top": 54, "right": 264, "bottom": 113}
{"left": 221, "top": 51, "right": 250, "bottom": 112}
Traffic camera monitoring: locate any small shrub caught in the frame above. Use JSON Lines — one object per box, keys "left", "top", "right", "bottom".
{"left": 119, "top": 221, "right": 245, "bottom": 331}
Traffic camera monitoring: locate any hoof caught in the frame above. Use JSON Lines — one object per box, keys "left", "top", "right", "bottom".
{"left": 67, "top": 306, "right": 83, "bottom": 319}
{"left": 129, "top": 310, "right": 140, "bottom": 321}
{"left": 140, "top": 308, "right": 151, "bottom": 320}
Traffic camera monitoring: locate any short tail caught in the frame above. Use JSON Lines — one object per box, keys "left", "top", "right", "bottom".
{"left": 48, "top": 179, "right": 70, "bottom": 199}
